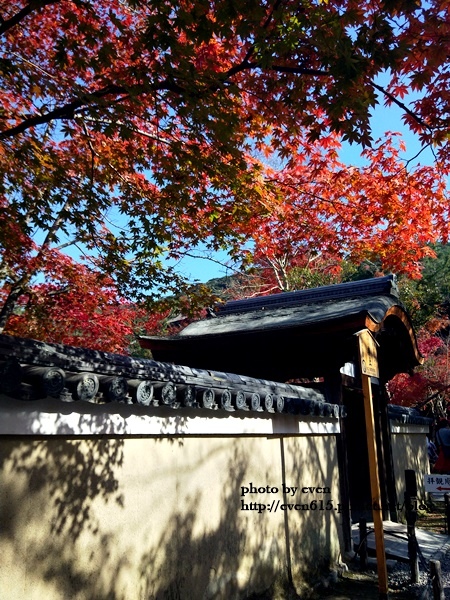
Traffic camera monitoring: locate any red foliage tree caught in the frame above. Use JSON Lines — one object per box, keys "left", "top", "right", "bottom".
{"left": 237, "top": 133, "right": 448, "bottom": 291}
{"left": 386, "top": 246, "right": 450, "bottom": 410}
{"left": 2, "top": 248, "right": 168, "bottom": 353}
{"left": 387, "top": 327, "right": 450, "bottom": 412}
{"left": 1, "top": 0, "right": 450, "bottom": 343}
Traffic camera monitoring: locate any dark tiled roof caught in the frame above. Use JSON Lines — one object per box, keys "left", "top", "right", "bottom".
{"left": 388, "top": 404, "right": 433, "bottom": 427}
{"left": 215, "top": 274, "right": 399, "bottom": 315}
{"left": 140, "top": 276, "right": 422, "bottom": 381}
{"left": 0, "top": 333, "right": 343, "bottom": 420}
{"left": 175, "top": 295, "right": 398, "bottom": 339}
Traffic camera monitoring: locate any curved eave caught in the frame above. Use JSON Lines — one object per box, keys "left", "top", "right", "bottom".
{"left": 140, "top": 297, "right": 422, "bottom": 381}
{"left": 365, "top": 305, "right": 423, "bottom": 368}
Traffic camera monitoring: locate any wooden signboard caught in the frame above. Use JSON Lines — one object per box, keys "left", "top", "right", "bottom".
{"left": 358, "top": 329, "right": 379, "bottom": 378}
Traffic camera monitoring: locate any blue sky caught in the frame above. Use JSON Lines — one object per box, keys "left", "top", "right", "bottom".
{"left": 45, "top": 77, "right": 439, "bottom": 289}
{"left": 172, "top": 87, "right": 438, "bottom": 284}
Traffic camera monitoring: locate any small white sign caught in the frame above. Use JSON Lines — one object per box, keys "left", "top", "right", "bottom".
{"left": 424, "top": 474, "right": 450, "bottom": 493}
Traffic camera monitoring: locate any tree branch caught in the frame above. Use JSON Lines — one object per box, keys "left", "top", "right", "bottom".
{"left": 0, "top": 76, "right": 188, "bottom": 140}
{"left": 171, "top": 250, "right": 242, "bottom": 277}
{"left": 76, "top": 115, "right": 172, "bottom": 145}
{"left": 372, "top": 82, "right": 430, "bottom": 132}
{"left": 414, "top": 382, "right": 450, "bottom": 410}
{"left": 223, "top": 59, "right": 328, "bottom": 81}
{"left": 0, "top": 84, "right": 129, "bottom": 140}
{"left": 268, "top": 64, "right": 328, "bottom": 77}
{"left": 1, "top": 53, "right": 328, "bottom": 141}
{"left": 0, "top": 0, "right": 61, "bottom": 37}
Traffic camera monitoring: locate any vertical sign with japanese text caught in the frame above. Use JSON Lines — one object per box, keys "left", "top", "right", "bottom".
{"left": 358, "top": 329, "right": 379, "bottom": 378}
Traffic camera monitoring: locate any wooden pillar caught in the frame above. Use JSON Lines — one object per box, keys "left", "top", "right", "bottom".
{"left": 373, "top": 387, "right": 392, "bottom": 522}
{"left": 379, "top": 388, "right": 399, "bottom": 523}
{"left": 324, "top": 371, "right": 352, "bottom": 553}
{"left": 357, "top": 330, "right": 389, "bottom": 600}
{"left": 430, "top": 560, "right": 445, "bottom": 600}
{"left": 405, "top": 470, "right": 419, "bottom": 583}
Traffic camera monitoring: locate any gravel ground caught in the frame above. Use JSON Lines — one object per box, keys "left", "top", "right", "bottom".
{"left": 318, "top": 535, "right": 450, "bottom": 599}
{"left": 249, "top": 547, "right": 450, "bottom": 600}
{"left": 251, "top": 502, "right": 450, "bottom": 599}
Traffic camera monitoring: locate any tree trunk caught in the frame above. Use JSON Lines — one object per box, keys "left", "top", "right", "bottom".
{"left": 0, "top": 286, "right": 24, "bottom": 333}
{"left": 0, "top": 199, "right": 73, "bottom": 333}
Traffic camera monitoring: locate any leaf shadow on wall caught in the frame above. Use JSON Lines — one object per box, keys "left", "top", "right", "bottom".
{"left": 137, "top": 443, "right": 286, "bottom": 600}
{"left": 0, "top": 417, "right": 125, "bottom": 598}
{"left": 280, "top": 435, "right": 342, "bottom": 587}
{"left": 0, "top": 427, "right": 342, "bottom": 599}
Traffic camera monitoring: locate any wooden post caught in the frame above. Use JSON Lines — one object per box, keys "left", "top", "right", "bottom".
{"left": 324, "top": 371, "right": 352, "bottom": 553}
{"left": 404, "top": 470, "right": 419, "bottom": 584}
{"left": 359, "top": 518, "right": 368, "bottom": 570}
{"left": 358, "top": 330, "right": 389, "bottom": 600}
{"left": 430, "top": 560, "right": 444, "bottom": 600}
{"left": 444, "top": 494, "right": 450, "bottom": 535}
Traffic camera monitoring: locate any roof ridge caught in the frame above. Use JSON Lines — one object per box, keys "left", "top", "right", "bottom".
{"left": 216, "top": 275, "right": 398, "bottom": 316}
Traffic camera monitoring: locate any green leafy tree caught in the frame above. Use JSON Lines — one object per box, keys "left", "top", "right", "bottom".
{"left": 398, "top": 244, "right": 450, "bottom": 329}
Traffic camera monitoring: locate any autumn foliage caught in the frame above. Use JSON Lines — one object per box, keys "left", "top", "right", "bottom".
{"left": 387, "top": 247, "right": 450, "bottom": 411}
{"left": 1, "top": 0, "right": 450, "bottom": 349}
{"left": 387, "top": 327, "right": 450, "bottom": 412}
{"left": 1, "top": 248, "right": 170, "bottom": 353}
{"left": 239, "top": 132, "right": 448, "bottom": 291}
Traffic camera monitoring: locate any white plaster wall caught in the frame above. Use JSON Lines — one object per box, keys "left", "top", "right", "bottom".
{"left": 0, "top": 395, "right": 344, "bottom": 599}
